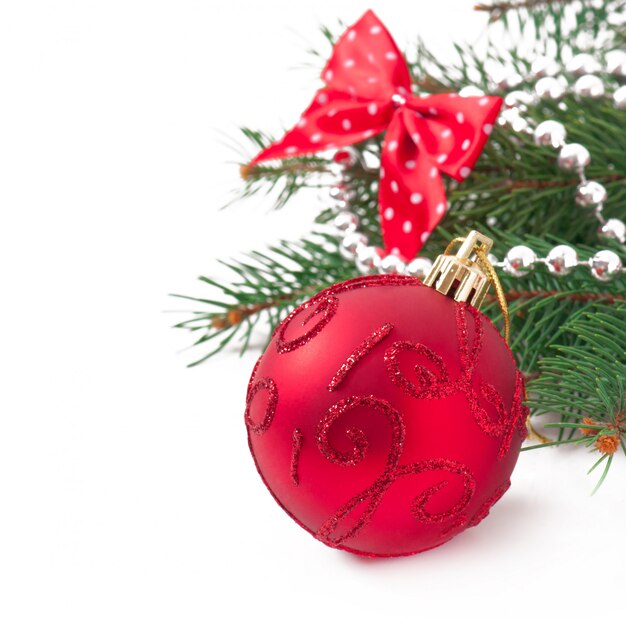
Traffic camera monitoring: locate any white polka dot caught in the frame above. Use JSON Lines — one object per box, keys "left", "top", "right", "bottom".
{"left": 285, "top": 146, "right": 298, "bottom": 155}
{"left": 384, "top": 207, "right": 394, "bottom": 220}
{"left": 479, "top": 97, "right": 489, "bottom": 106}
{"left": 402, "top": 220, "right": 413, "bottom": 233}
{"left": 344, "top": 58, "right": 355, "bottom": 68}
{"left": 420, "top": 232, "right": 430, "bottom": 243}
{"left": 460, "top": 166, "right": 471, "bottom": 178}
{"left": 342, "top": 118, "right": 352, "bottom": 130}
{"left": 437, "top": 153, "right": 447, "bottom": 164}
{"left": 368, "top": 102, "right": 378, "bottom": 115}
{"left": 405, "top": 160, "right": 416, "bottom": 169}
{"left": 367, "top": 53, "right": 375, "bottom": 63}
{"left": 370, "top": 25, "right": 382, "bottom": 34}
{"left": 325, "top": 69, "right": 333, "bottom": 82}
{"left": 461, "top": 138, "right": 471, "bottom": 150}
{"left": 317, "top": 92, "right": 328, "bottom": 104}
{"left": 367, "top": 77, "right": 379, "bottom": 84}
{"left": 412, "top": 133, "right": 421, "bottom": 143}
{"left": 429, "top": 107, "right": 438, "bottom": 116}
{"left": 311, "top": 133, "right": 322, "bottom": 143}
{"left": 388, "top": 140, "right": 398, "bottom": 152}
{"left": 456, "top": 112, "right": 465, "bottom": 123}
{"left": 362, "top": 129, "right": 375, "bottom": 139}
{"left": 347, "top": 30, "right": 357, "bottom": 41}
{"left": 327, "top": 109, "right": 337, "bottom": 117}
{"left": 385, "top": 51, "right": 397, "bottom": 61}
{"left": 391, "top": 247, "right": 401, "bottom": 256}
{"left": 410, "top": 192, "right": 423, "bottom": 204}
{"left": 390, "top": 180, "right": 399, "bottom": 193}
{"left": 429, "top": 167, "right": 438, "bottom": 178}
{"left": 397, "top": 86, "right": 408, "bottom": 96}
{"left": 483, "top": 123, "right": 493, "bottom": 135}
{"left": 442, "top": 128, "right": 452, "bottom": 138}
{"left": 297, "top": 118, "right": 307, "bottom": 128}
{"left": 436, "top": 202, "right": 446, "bottom": 214}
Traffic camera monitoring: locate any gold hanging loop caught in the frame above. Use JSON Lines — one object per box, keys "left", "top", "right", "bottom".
{"left": 425, "top": 230, "right": 510, "bottom": 346}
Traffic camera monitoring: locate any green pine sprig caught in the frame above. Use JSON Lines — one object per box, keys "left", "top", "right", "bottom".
{"left": 523, "top": 302, "right": 626, "bottom": 493}
{"left": 175, "top": 0, "right": 626, "bottom": 486}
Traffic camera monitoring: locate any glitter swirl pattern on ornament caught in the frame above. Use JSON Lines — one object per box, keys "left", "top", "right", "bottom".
{"left": 245, "top": 275, "right": 528, "bottom": 556}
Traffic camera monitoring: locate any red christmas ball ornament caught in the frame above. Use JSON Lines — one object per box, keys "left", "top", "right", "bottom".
{"left": 245, "top": 233, "right": 528, "bottom": 557}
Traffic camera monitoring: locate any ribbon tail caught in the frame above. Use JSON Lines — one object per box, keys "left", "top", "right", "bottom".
{"left": 379, "top": 111, "right": 446, "bottom": 261}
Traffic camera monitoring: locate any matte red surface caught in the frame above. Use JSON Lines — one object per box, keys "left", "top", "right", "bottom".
{"left": 246, "top": 275, "right": 527, "bottom": 557}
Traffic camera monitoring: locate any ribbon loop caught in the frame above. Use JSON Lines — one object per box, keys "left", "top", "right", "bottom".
{"left": 252, "top": 10, "right": 502, "bottom": 261}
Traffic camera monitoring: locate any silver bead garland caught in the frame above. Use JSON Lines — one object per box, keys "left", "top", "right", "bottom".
{"left": 327, "top": 48, "right": 625, "bottom": 282}
{"left": 499, "top": 49, "right": 625, "bottom": 266}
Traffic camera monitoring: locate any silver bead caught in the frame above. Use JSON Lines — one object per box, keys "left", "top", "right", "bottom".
{"left": 530, "top": 56, "right": 560, "bottom": 78}
{"left": 590, "top": 250, "right": 622, "bottom": 281}
{"left": 566, "top": 53, "right": 602, "bottom": 76}
{"left": 339, "top": 232, "right": 368, "bottom": 260}
{"left": 504, "top": 245, "right": 537, "bottom": 277}
{"left": 329, "top": 183, "right": 357, "bottom": 204}
{"left": 535, "top": 76, "right": 567, "bottom": 99}
{"left": 497, "top": 108, "right": 515, "bottom": 126}
{"left": 533, "top": 120, "right": 567, "bottom": 148}
{"left": 614, "top": 85, "right": 626, "bottom": 110}
{"left": 329, "top": 183, "right": 346, "bottom": 200}
{"left": 379, "top": 254, "right": 405, "bottom": 275}
{"left": 459, "top": 86, "right": 484, "bottom": 97}
{"left": 599, "top": 219, "right": 626, "bottom": 244}
{"left": 573, "top": 74, "right": 605, "bottom": 98}
{"left": 606, "top": 50, "right": 626, "bottom": 77}
{"left": 546, "top": 245, "right": 578, "bottom": 276}
{"left": 557, "top": 143, "right": 590, "bottom": 171}
{"left": 492, "top": 68, "right": 523, "bottom": 90}
{"left": 355, "top": 245, "right": 382, "bottom": 274}
{"left": 575, "top": 180, "right": 607, "bottom": 207}
{"left": 405, "top": 257, "right": 432, "bottom": 279}
{"left": 332, "top": 211, "right": 359, "bottom": 234}
{"left": 504, "top": 90, "right": 536, "bottom": 109}
{"left": 332, "top": 199, "right": 351, "bottom": 212}
{"left": 498, "top": 108, "right": 529, "bottom": 132}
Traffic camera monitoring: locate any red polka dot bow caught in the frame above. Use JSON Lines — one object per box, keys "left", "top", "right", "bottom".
{"left": 251, "top": 10, "right": 502, "bottom": 260}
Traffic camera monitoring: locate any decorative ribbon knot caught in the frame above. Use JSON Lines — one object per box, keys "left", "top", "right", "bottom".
{"left": 251, "top": 10, "right": 502, "bottom": 260}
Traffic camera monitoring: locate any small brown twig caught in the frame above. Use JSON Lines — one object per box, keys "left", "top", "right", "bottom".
{"left": 474, "top": 0, "right": 573, "bottom": 21}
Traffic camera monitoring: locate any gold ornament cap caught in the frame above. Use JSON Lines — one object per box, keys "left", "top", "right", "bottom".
{"left": 424, "top": 230, "right": 494, "bottom": 310}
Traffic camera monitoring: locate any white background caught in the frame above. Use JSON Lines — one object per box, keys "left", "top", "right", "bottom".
{"left": 0, "top": 1, "right": 623, "bottom": 618}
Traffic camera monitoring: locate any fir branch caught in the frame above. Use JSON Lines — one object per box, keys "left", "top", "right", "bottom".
{"left": 497, "top": 289, "right": 626, "bottom": 303}
{"left": 178, "top": 0, "right": 626, "bottom": 483}
{"left": 474, "top": 0, "right": 625, "bottom": 55}
{"left": 475, "top": 0, "right": 572, "bottom": 10}
{"left": 525, "top": 302, "right": 626, "bottom": 492}
{"left": 475, "top": 0, "right": 579, "bottom": 19}
{"left": 172, "top": 234, "right": 357, "bottom": 366}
